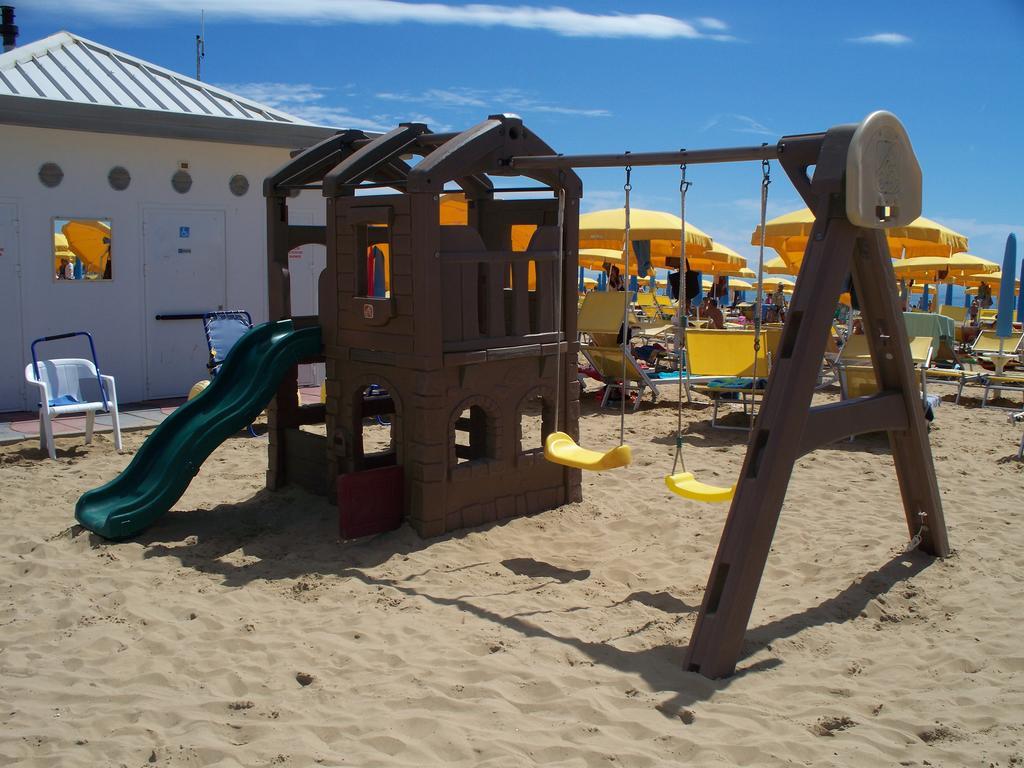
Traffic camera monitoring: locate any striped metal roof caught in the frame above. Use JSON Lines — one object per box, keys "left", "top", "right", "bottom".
{"left": 0, "top": 31, "right": 310, "bottom": 125}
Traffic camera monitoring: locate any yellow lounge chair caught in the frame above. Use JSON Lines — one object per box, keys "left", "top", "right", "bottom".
{"left": 684, "top": 327, "right": 780, "bottom": 430}
{"left": 577, "top": 291, "right": 680, "bottom": 410}
{"left": 939, "top": 305, "right": 968, "bottom": 324}
{"left": 837, "top": 335, "right": 933, "bottom": 400}
{"left": 971, "top": 329, "right": 1024, "bottom": 356}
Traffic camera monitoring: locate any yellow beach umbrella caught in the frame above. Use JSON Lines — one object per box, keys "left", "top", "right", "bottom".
{"left": 763, "top": 255, "right": 792, "bottom": 275}
{"left": 687, "top": 248, "right": 745, "bottom": 274}
{"left": 62, "top": 220, "right": 111, "bottom": 275}
{"left": 702, "top": 275, "right": 755, "bottom": 291}
{"left": 892, "top": 253, "right": 998, "bottom": 282}
{"left": 887, "top": 217, "right": 970, "bottom": 258}
{"left": 580, "top": 208, "right": 713, "bottom": 249}
{"left": 699, "top": 242, "right": 749, "bottom": 275}
{"left": 578, "top": 248, "right": 626, "bottom": 271}
{"left": 752, "top": 209, "right": 969, "bottom": 271}
{"left": 580, "top": 208, "right": 713, "bottom": 271}
{"left": 964, "top": 271, "right": 1019, "bottom": 291}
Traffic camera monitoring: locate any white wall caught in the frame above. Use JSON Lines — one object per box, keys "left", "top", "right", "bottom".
{"left": 0, "top": 123, "right": 326, "bottom": 412}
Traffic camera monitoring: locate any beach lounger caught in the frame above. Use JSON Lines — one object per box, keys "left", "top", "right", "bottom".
{"left": 577, "top": 292, "right": 677, "bottom": 409}
{"left": 683, "top": 327, "right": 780, "bottom": 430}
{"left": 1011, "top": 411, "right": 1024, "bottom": 460}
{"left": 581, "top": 345, "right": 678, "bottom": 410}
{"left": 981, "top": 373, "right": 1024, "bottom": 409}
{"left": 837, "top": 335, "right": 933, "bottom": 401}
{"left": 939, "top": 305, "right": 968, "bottom": 324}
{"left": 971, "top": 329, "right": 1024, "bottom": 357}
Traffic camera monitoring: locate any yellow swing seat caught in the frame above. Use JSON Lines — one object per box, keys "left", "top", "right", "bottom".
{"left": 544, "top": 431, "right": 632, "bottom": 471}
{"left": 664, "top": 472, "right": 735, "bottom": 503}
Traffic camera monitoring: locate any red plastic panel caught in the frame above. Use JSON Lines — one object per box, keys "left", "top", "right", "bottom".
{"left": 337, "top": 465, "right": 404, "bottom": 539}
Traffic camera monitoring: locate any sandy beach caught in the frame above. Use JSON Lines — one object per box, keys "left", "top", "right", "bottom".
{"left": 2, "top": 386, "right": 1023, "bottom": 767}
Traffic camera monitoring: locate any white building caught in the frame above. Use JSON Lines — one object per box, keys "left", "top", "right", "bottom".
{"left": 0, "top": 31, "right": 339, "bottom": 412}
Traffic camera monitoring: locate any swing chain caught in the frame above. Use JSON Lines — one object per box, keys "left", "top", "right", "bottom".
{"left": 672, "top": 161, "right": 691, "bottom": 476}
{"left": 552, "top": 175, "right": 566, "bottom": 434}
{"left": 619, "top": 162, "right": 632, "bottom": 446}
{"left": 753, "top": 156, "right": 772, "bottom": 356}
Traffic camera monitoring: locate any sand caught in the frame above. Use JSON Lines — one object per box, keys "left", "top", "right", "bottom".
{"left": 2, "top": 385, "right": 1023, "bottom": 767}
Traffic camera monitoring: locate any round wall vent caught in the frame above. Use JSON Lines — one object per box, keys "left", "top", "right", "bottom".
{"left": 108, "top": 166, "right": 131, "bottom": 191}
{"left": 171, "top": 169, "right": 193, "bottom": 194}
{"left": 39, "top": 162, "right": 63, "bottom": 188}
{"left": 229, "top": 173, "right": 249, "bottom": 197}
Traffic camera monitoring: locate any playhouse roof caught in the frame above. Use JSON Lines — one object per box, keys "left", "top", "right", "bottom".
{"left": 0, "top": 31, "right": 340, "bottom": 148}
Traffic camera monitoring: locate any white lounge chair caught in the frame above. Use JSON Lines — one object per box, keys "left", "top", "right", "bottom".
{"left": 24, "top": 358, "right": 122, "bottom": 459}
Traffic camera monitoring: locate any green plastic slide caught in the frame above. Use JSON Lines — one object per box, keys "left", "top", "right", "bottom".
{"left": 76, "top": 320, "right": 321, "bottom": 540}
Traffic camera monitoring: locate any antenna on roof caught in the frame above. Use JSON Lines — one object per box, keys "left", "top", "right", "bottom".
{"left": 1, "top": 6, "right": 18, "bottom": 53}
{"left": 195, "top": 9, "right": 205, "bottom": 80}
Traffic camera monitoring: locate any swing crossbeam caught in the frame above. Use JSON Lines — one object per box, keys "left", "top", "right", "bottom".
{"left": 510, "top": 143, "right": 784, "bottom": 171}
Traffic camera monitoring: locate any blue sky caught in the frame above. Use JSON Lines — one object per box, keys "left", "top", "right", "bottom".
{"left": 17, "top": 0, "right": 1024, "bottom": 270}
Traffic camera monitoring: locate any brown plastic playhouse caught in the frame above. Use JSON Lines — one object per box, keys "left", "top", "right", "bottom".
{"left": 263, "top": 116, "right": 583, "bottom": 538}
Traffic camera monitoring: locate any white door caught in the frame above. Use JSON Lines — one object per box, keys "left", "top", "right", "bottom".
{"left": 288, "top": 211, "right": 326, "bottom": 387}
{"left": 143, "top": 208, "right": 226, "bottom": 399}
{"left": 0, "top": 204, "right": 24, "bottom": 412}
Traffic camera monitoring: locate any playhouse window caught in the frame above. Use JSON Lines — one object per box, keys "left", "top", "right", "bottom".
{"left": 454, "top": 405, "right": 492, "bottom": 464}
{"left": 355, "top": 223, "right": 390, "bottom": 298}
{"left": 53, "top": 217, "right": 113, "bottom": 282}
{"left": 518, "top": 393, "right": 552, "bottom": 454}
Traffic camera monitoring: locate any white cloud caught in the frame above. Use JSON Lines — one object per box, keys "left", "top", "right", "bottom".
{"left": 849, "top": 32, "right": 912, "bottom": 45}
{"left": 217, "top": 81, "right": 390, "bottom": 131}
{"left": 38, "top": 0, "right": 733, "bottom": 40}
{"left": 376, "top": 86, "right": 611, "bottom": 119}
{"left": 700, "top": 114, "right": 775, "bottom": 137}
{"left": 696, "top": 17, "right": 728, "bottom": 31}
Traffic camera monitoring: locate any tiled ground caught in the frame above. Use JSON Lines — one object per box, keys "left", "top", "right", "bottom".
{"left": 0, "top": 387, "right": 323, "bottom": 444}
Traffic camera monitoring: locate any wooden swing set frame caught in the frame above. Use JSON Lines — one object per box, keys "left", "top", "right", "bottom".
{"left": 512, "top": 112, "right": 951, "bottom": 679}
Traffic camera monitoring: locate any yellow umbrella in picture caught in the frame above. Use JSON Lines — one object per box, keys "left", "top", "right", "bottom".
{"left": 62, "top": 220, "right": 112, "bottom": 276}
{"left": 53, "top": 232, "right": 74, "bottom": 276}
{"left": 751, "top": 208, "right": 969, "bottom": 271}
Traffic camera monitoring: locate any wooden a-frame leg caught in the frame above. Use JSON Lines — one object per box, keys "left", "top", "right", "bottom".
{"left": 684, "top": 211, "right": 949, "bottom": 679}
{"left": 683, "top": 213, "right": 858, "bottom": 679}
{"left": 851, "top": 230, "right": 949, "bottom": 557}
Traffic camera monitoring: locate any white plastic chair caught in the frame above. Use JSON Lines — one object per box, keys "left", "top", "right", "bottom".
{"left": 24, "top": 358, "right": 122, "bottom": 459}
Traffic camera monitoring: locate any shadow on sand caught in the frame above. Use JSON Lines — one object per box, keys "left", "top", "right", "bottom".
{"left": 79, "top": 477, "right": 942, "bottom": 713}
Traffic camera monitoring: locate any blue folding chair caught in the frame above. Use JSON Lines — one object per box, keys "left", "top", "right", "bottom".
{"left": 203, "top": 311, "right": 253, "bottom": 376}
{"left": 201, "top": 311, "right": 259, "bottom": 436}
